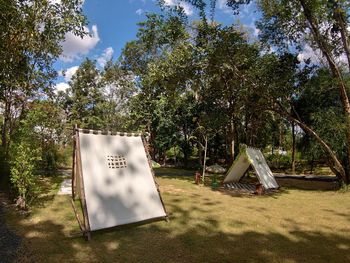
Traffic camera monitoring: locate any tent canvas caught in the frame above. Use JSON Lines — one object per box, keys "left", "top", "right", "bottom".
{"left": 71, "top": 128, "right": 167, "bottom": 238}
{"left": 223, "top": 146, "right": 279, "bottom": 190}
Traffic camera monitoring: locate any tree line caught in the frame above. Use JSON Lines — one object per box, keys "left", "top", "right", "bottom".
{"left": 1, "top": 0, "right": 350, "bottom": 207}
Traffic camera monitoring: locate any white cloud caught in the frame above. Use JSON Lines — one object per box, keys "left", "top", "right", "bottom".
{"left": 246, "top": 23, "right": 260, "bottom": 38}
{"left": 49, "top": 0, "right": 61, "bottom": 4}
{"left": 179, "top": 2, "right": 193, "bottom": 16}
{"left": 297, "top": 44, "right": 349, "bottom": 66}
{"left": 218, "top": 0, "right": 257, "bottom": 21}
{"left": 55, "top": 82, "right": 69, "bottom": 93}
{"left": 297, "top": 45, "right": 323, "bottom": 64}
{"left": 164, "top": 0, "right": 193, "bottom": 16}
{"left": 136, "top": 8, "right": 144, "bottom": 15}
{"left": 60, "top": 25, "right": 100, "bottom": 62}
{"left": 217, "top": 0, "right": 230, "bottom": 13}
{"left": 58, "top": 66, "right": 79, "bottom": 82}
{"left": 97, "top": 47, "right": 114, "bottom": 67}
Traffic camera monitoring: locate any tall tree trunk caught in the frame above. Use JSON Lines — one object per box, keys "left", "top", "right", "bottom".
{"left": 291, "top": 123, "right": 296, "bottom": 174}
{"left": 198, "top": 142, "right": 203, "bottom": 166}
{"left": 149, "top": 130, "right": 156, "bottom": 160}
{"left": 333, "top": 5, "right": 350, "bottom": 72}
{"left": 1, "top": 114, "right": 7, "bottom": 150}
{"left": 202, "top": 136, "right": 208, "bottom": 184}
{"left": 299, "top": 0, "right": 350, "bottom": 184}
{"left": 183, "top": 124, "right": 189, "bottom": 168}
{"left": 231, "top": 139, "right": 235, "bottom": 162}
{"left": 1, "top": 98, "right": 11, "bottom": 157}
{"left": 279, "top": 121, "right": 283, "bottom": 151}
{"left": 227, "top": 119, "right": 235, "bottom": 163}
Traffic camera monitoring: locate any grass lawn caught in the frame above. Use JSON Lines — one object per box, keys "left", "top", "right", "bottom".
{"left": 5, "top": 168, "right": 350, "bottom": 263}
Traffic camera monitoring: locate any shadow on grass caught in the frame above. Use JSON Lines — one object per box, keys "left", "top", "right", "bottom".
{"left": 0, "top": 201, "right": 21, "bottom": 263}
{"left": 33, "top": 174, "right": 65, "bottom": 208}
{"left": 6, "top": 195, "right": 350, "bottom": 263}
{"left": 4, "top": 170, "right": 350, "bottom": 262}
{"left": 156, "top": 167, "right": 341, "bottom": 194}
{"left": 276, "top": 178, "right": 339, "bottom": 191}
{"left": 155, "top": 167, "right": 195, "bottom": 179}
{"left": 215, "top": 187, "right": 289, "bottom": 199}
{"left": 155, "top": 168, "right": 227, "bottom": 187}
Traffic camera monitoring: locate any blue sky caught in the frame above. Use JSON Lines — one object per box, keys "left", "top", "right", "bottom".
{"left": 55, "top": 0, "right": 260, "bottom": 92}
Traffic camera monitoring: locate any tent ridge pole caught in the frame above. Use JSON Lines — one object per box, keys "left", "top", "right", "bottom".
{"left": 76, "top": 128, "right": 142, "bottom": 137}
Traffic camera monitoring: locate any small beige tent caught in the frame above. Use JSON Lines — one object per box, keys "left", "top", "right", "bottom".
{"left": 223, "top": 145, "right": 279, "bottom": 190}
{"left": 71, "top": 127, "right": 167, "bottom": 240}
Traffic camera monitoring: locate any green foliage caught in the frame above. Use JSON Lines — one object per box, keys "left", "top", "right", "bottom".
{"left": 0, "top": 0, "right": 86, "bottom": 97}
{"left": 65, "top": 59, "right": 103, "bottom": 129}
{"left": 57, "top": 146, "right": 73, "bottom": 168}
{"left": 256, "top": 0, "right": 350, "bottom": 55}
{"left": 0, "top": 0, "right": 87, "bottom": 186}
{"left": 61, "top": 58, "right": 137, "bottom": 131}
{"left": 296, "top": 69, "right": 347, "bottom": 158}
{"left": 166, "top": 146, "right": 184, "bottom": 160}
{"left": 10, "top": 142, "right": 41, "bottom": 209}
{"left": 152, "top": 160, "right": 162, "bottom": 168}
{"left": 266, "top": 153, "right": 292, "bottom": 169}
{"left": 12, "top": 100, "right": 66, "bottom": 171}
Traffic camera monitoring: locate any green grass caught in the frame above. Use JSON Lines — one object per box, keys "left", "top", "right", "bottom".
{"left": 5, "top": 168, "right": 350, "bottom": 263}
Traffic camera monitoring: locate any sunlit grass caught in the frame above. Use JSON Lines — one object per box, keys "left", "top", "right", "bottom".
{"left": 6, "top": 168, "right": 350, "bottom": 263}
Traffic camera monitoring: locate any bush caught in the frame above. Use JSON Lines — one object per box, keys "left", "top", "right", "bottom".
{"left": 166, "top": 145, "right": 184, "bottom": 160}
{"left": 42, "top": 146, "right": 58, "bottom": 171}
{"left": 57, "top": 146, "right": 73, "bottom": 168}
{"left": 152, "top": 160, "right": 161, "bottom": 168}
{"left": 10, "top": 143, "right": 41, "bottom": 209}
{"left": 266, "top": 153, "right": 292, "bottom": 169}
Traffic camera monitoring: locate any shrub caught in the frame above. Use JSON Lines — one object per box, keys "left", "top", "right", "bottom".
{"left": 266, "top": 153, "right": 292, "bottom": 169}
{"left": 10, "top": 143, "right": 41, "bottom": 209}
{"left": 166, "top": 145, "right": 184, "bottom": 160}
{"left": 57, "top": 145, "right": 73, "bottom": 168}
{"left": 152, "top": 160, "right": 161, "bottom": 168}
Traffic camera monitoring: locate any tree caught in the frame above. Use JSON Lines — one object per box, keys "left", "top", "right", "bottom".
{"left": 12, "top": 100, "right": 66, "bottom": 171}
{"left": 0, "top": 0, "right": 86, "bottom": 182}
{"left": 254, "top": 0, "right": 350, "bottom": 183}
{"left": 66, "top": 59, "right": 104, "bottom": 129}
{"left": 295, "top": 68, "right": 348, "bottom": 173}
{"left": 184, "top": 0, "right": 350, "bottom": 183}
{"left": 10, "top": 142, "right": 41, "bottom": 209}
{"left": 121, "top": 12, "right": 193, "bottom": 159}
{"left": 100, "top": 61, "right": 137, "bottom": 130}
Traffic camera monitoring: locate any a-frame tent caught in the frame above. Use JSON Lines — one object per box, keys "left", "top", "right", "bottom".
{"left": 71, "top": 127, "right": 168, "bottom": 240}
{"left": 223, "top": 145, "right": 279, "bottom": 190}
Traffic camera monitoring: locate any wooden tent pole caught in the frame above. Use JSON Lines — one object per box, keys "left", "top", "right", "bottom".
{"left": 70, "top": 199, "right": 84, "bottom": 232}
{"left": 141, "top": 135, "right": 169, "bottom": 222}
{"left": 71, "top": 125, "right": 77, "bottom": 199}
{"left": 76, "top": 130, "right": 92, "bottom": 240}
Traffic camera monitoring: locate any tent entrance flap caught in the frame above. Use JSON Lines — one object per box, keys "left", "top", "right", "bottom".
{"left": 223, "top": 145, "right": 279, "bottom": 190}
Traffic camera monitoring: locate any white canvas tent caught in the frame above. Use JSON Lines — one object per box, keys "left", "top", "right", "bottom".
{"left": 71, "top": 127, "right": 167, "bottom": 239}
{"left": 223, "top": 145, "right": 279, "bottom": 190}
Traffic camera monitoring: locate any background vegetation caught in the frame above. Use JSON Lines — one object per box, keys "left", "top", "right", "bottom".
{"left": 1, "top": 0, "right": 350, "bottom": 207}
